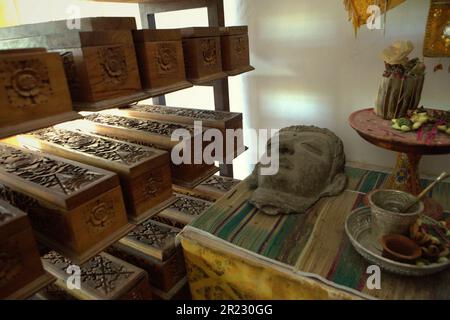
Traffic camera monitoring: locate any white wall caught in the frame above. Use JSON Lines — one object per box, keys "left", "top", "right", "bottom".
{"left": 10, "top": 0, "right": 450, "bottom": 178}
{"left": 224, "top": 0, "right": 449, "bottom": 178}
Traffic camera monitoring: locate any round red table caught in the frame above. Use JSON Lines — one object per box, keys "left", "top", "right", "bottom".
{"left": 349, "top": 108, "right": 450, "bottom": 216}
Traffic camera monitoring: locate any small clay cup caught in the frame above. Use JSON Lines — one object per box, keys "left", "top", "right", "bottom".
{"left": 381, "top": 234, "right": 422, "bottom": 263}
{"left": 368, "top": 189, "right": 424, "bottom": 243}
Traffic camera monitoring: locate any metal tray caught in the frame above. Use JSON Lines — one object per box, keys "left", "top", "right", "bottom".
{"left": 345, "top": 206, "right": 450, "bottom": 276}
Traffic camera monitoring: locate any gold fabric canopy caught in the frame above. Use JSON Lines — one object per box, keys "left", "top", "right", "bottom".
{"left": 344, "top": 0, "right": 406, "bottom": 35}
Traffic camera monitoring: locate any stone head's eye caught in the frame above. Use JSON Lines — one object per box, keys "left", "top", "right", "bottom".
{"left": 279, "top": 145, "right": 294, "bottom": 155}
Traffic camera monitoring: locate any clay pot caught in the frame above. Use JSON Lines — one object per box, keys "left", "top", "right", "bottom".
{"left": 381, "top": 234, "right": 422, "bottom": 263}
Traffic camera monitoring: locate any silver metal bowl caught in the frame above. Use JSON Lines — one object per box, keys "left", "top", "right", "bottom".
{"left": 367, "top": 189, "right": 423, "bottom": 244}
{"left": 345, "top": 206, "right": 450, "bottom": 276}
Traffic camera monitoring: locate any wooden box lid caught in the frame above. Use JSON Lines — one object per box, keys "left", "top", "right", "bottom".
{"left": 0, "top": 30, "right": 133, "bottom": 50}
{"left": 220, "top": 26, "right": 248, "bottom": 36}
{"left": 42, "top": 251, "right": 147, "bottom": 300}
{"left": 118, "top": 104, "right": 242, "bottom": 128}
{"left": 0, "top": 143, "right": 119, "bottom": 211}
{"left": 23, "top": 126, "right": 169, "bottom": 179}
{"left": 119, "top": 218, "right": 180, "bottom": 261}
{"left": 0, "top": 17, "right": 136, "bottom": 41}
{"left": 132, "top": 29, "right": 182, "bottom": 43}
{"left": 180, "top": 27, "right": 220, "bottom": 38}
{"left": 0, "top": 199, "right": 29, "bottom": 241}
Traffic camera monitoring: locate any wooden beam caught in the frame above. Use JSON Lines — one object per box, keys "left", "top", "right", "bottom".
{"left": 138, "top": 0, "right": 208, "bottom": 14}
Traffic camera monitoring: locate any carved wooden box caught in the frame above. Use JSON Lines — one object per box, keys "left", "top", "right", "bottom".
{"left": 0, "top": 143, "right": 132, "bottom": 263}
{"left": 80, "top": 113, "right": 219, "bottom": 188}
{"left": 0, "top": 30, "right": 143, "bottom": 110}
{"left": 174, "top": 174, "right": 241, "bottom": 201}
{"left": 116, "top": 104, "right": 245, "bottom": 160}
{"left": 0, "top": 48, "right": 79, "bottom": 139}
{"left": 220, "top": 26, "right": 254, "bottom": 76}
{"left": 133, "top": 29, "right": 192, "bottom": 96}
{"left": 42, "top": 251, "right": 152, "bottom": 300}
{"left": 14, "top": 127, "right": 174, "bottom": 222}
{"left": 107, "top": 243, "right": 186, "bottom": 294}
{"left": 153, "top": 193, "right": 213, "bottom": 227}
{"left": 180, "top": 27, "right": 227, "bottom": 84}
{"left": 0, "top": 200, "right": 54, "bottom": 299}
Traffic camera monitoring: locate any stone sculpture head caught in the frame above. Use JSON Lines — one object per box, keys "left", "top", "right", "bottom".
{"left": 249, "top": 125, "right": 347, "bottom": 215}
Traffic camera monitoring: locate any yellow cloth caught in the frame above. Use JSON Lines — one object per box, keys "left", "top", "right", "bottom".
{"left": 0, "top": 0, "right": 19, "bottom": 27}
{"left": 344, "top": 0, "right": 406, "bottom": 35}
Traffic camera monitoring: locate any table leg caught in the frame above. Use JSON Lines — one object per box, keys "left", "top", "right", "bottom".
{"left": 385, "top": 152, "right": 443, "bottom": 219}
{"left": 385, "top": 153, "right": 421, "bottom": 195}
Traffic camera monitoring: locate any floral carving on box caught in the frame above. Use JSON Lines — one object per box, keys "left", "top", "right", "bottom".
{"left": 84, "top": 198, "right": 116, "bottom": 235}
{"left": 126, "top": 219, "right": 178, "bottom": 250}
{"left": 423, "top": 0, "right": 450, "bottom": 57}
{"left": 156, "top": 43, "right": 178, "bottom": 74}
{"left": 0, "top": 58, "right": 53, "bottom": 109}
{"left": 130, "top": 105, "right": 230, "bottom": 121}
{"left": 43, "top": 251, "right": 135, "bottom": 295}
{"left": 32, "top": 128, "right": 155, "bottom": 165}
{"left": 98, "top": 46, "right": 128, "bottom": 85}
{"left": 0, "top": 144, "right": 103, "bottom": 195}
{"left": 201, "top": 39, "right": 217, "bottom": 66}
{"left": 84, "top": 113, "right": 193, "bottom": 136}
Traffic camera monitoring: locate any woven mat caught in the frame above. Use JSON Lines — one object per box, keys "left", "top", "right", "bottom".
{"left": 190, "top": 166, "right": 450, "bottom": 299}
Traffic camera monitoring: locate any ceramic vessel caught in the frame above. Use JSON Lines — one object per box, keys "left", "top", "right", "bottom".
{"left": 381, "top": 234, "right": 422, "bottom": 263}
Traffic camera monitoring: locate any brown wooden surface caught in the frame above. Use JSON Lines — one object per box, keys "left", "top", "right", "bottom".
{"left": 221, "top": 33, "right": 253, "bottom": 76}
{"left": 0, "top": 50, "right": 74, "bottom": 136}
{"left": 42, "top": 251, "right": 152, "bottom": 300}
{"left": 133, "top": 29, "right": 182, "bottom": 42}
{"left": 16, "top": 128, "right": 173, "bottom": 221}
{"left": 0, "top": 200, "right": 51, "bottom": 299}
{"left": 349, "top": 108, "right": 450, "bottom": 155}
{"left": 108, "top": 242, "right": 186, "bottom": 293}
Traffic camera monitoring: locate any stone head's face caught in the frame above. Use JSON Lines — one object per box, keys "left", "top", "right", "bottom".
{"left": 258, "top": 130, "right": 334, "bottom": 198}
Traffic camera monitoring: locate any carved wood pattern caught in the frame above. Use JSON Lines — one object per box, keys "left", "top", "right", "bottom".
{"left": 143, "top": 175, "right": 163, "bottom": 198}
{"left": 60, "top": 51, "right": 79, "bottom": 92}
{"left": 0, "top": 144, "right": 104, "bottom": 195}
{"left": 43, "top": 251, "right": 135, "bottom": 295}
{"left": 83, "top": 198, "right": 116, "bottom": 235}
{"left": 201, "top": 39, "right": 217, "bottom": 66}
{"left": 0, "top": 240, "right": 23, "bottom": 287}
{"left": 32, "top": 127, "right": 156, "bottom": 165}
{"left": 126, "top": 219, "right": 178, "bottom": 250}
{"left": 0, "top": 58, "right": 53, "bottom": 109}
{"left": 129, "top": 104, "right": 230, "bottom": 120}
{"left": 95, "top": 133, "right": 159, "bottom": 149}
{"left": 84, "top": 113, "right": 193, "bottom": 136}
{"left": 156, "top": 43, "right": 178, "bottom": 74}
{"left": 0, "top": 183, "right": 71, "bottom": 241}
{"left": 200, "top": 175, "right": 240, "bottom": 192}
{"left": 151, "top": 214, "right": 185, "bottom": 229}
{"left": 98, "top": 47, "right": 128, "bottom": 85}
{"left": 170, "top": 193, "right": 212, "bottom": 217}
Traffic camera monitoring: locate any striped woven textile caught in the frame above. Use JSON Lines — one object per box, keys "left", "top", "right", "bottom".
{"left": 190, "top": 166, "right": 450, "bottom": 299}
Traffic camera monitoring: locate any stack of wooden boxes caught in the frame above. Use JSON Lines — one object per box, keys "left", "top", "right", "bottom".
{"left": 0, "top": 16, "right": 250, "bottom": 300}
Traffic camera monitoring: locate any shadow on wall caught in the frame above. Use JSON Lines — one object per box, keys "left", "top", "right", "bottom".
{"left": 231, "top": 0, "right": 450, "bottom": 176}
